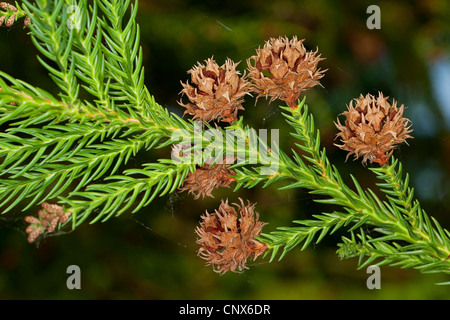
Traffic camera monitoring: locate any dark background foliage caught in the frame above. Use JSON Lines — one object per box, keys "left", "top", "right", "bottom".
{"left": 0, "top": 0, "right": 449, "bottom": 299}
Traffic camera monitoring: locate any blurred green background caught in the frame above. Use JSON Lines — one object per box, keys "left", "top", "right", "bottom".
{"left": 0, "top": 0, "right": 450, "bottom": 299}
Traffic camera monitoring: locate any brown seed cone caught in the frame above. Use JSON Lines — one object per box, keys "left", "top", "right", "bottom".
{"left": 247, "top": 36, "right": 326, "bottom": 108}
{"left": 196, "top": 198, "right": 268, "bottom": 275}
{"left": 179, "top": 161, "right": 236, "bottom": 199}
{"left": 179, "top": 57, "right": 251, "bottom": 123}
{"left": 335, "top": 92, "right": 413, "bottom": 166}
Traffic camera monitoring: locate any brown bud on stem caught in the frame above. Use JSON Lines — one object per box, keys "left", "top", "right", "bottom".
{"left": 196, "top": 198, "right": 268, "bottom": 275}
{"left": 179, "top": 158, "right": 236, "bottom": 199}
{"left": 247, "top": 36, "right": 326, "bottom": 109}
{"left": 335, "top": 92, "right": 413, "bottom": 166}
{"left": 179, "top": 58, "right": 251, "bottom": 123}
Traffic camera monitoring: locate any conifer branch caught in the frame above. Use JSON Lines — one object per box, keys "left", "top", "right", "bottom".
{"left": 96, "top": 0, "right": 147, "bottom": 115}
{"left": 258, "top": 100, "right": 450, "bottom": 275}
{"left": 2, "top": 1, "right": 448, "bottom": 280}
{"left": 60, "top": 160, "right": 194, "bottom": 227}
{"left": 23, "top": 0, "right": 80, "bottom": 104}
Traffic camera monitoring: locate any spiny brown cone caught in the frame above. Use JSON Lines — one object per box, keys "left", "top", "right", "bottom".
{"left": 335, "top": 92, "right": 413, "bottom": 166}
{"left": 24, "top": 202, "right": 71, "bottom": 243}
{"left": 179, "top": 57, "right": 251, "bottom": 123}
{"left": 247, "top": 36, "right": 326, "bottom": 108}
{"left": 196, "top": 198, "right": 268, "bottom": 275}
{"left": 179, "top": 158, "right": 236, "bottom": 199}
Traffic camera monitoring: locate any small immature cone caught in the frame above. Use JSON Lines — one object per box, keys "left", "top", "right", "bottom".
{"left": 335, "top": 92, "right": 413, "bottom": 166}
{"left": 41, "top": 202, "right": 65, "bottom": 216}
{"left": 179, "top": 57, "right": 251, "bottom": 123}
{"left": 27, "top": 227, "right": 42, "bottom": 244}
{"left": 0, "top": 2, "right": 17, "bottom": 11}
{"left": 196, "top": 198, "right": 268, "bottom": 275}
{"left": 179, "top": 159, "right": 236, "bottom": 199}
{"left": 24, "top": 16, "right": 30, "bottom": 28}
{"left": 247, "top": 36, "right": 326, "bottom": 108}
{"left": 5, "top": 14, "right": 14, "bottom": 27}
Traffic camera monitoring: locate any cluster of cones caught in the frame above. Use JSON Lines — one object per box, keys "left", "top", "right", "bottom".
{"left": 15, "top": 32, "right": 412, "bottom": 274}
{"left": 24, "top": 202, "right": 71, "bottom": 244}
{"left": 178, "top": 36, "right": 412, "bottom": 274}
